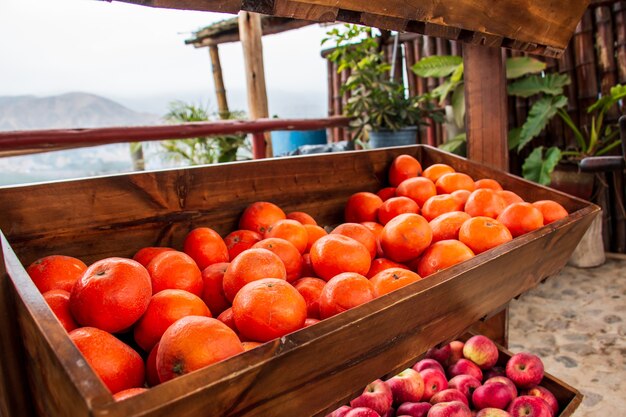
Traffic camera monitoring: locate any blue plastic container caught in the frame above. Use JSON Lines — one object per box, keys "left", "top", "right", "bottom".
{"left": 368, "top": 127, "right": 418, "bottom": 149}
{"left": 272, "top": 129, "right": 328, "bottom": 156}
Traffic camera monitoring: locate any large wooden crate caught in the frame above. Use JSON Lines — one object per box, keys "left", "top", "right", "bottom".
{"left": 0, "top": 146, "right": 597, "bottom": 417}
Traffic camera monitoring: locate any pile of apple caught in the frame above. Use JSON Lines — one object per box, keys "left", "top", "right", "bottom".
{"left": 327, "top": 335, "right": 559, "bottom": 417}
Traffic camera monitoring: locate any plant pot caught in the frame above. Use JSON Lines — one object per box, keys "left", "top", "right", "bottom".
{"left": 549, "top": 162, "right": 595, "bottom": 201}
{"left": 272, "top": 129, "right": 327, "bottom": 156}
{"left": 369, "top": 127, "right": 418, "bottom": 149}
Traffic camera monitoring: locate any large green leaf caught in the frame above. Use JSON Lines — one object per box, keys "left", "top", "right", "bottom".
{"left": 507, "top": 74, "right": 571, "bottom": 98}
{"left": 439, "top": 133, "right": 467, "bottom": 156}
{"left": 432, "top": 80, "right": 458, "bottom": 104}
{"left": 412, "top": 55, "right": 463, "bottom": 78}
{"left": 587, "top": 84, "right": 626, "bottom": 113}
{"left": 522, "top": 146, "right": 562, "bottom": 185}
{"left": 451, "top": 83, "right": 465, "bottom": 129}
{"left": 508, "top": 127, "right": 522, "bottom": 151}
{"left": 517, "top": 95, "right": 568, "bottom": 151}
{"left": 505, "top": 57, "right": 547, "bottom": 79}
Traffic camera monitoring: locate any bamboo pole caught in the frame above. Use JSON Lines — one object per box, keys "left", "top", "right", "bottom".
{"left": 404, "top": 41, "right": 417, "bottom": 97}
{"left": 594, "top": 6, "right": 618, "bottom": 119}
{"left": 614, "top": 2, "right": 626, "bottom": 84}
{"left": 332, "top": 61, "right": 343, "bottom": 142}
{"left": 209, "top": 45, "right": 230, "bottom": 119}
{"left": 327, "top": 59, "right": 335, "bottom": 142}
{"left": 239, "top": 11, "right": 272, "bottom": 158}
{"left": 558, "top": 42, "right": 580, "bottom": 148}
{"left": 573, "top": 10, "right": 599, "bottom": 129}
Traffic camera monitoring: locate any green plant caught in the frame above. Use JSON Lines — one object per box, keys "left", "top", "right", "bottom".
{"left": 161, "top": 102, "right": 250, "bottom": 165}
{"left": 322, "top": 25, "right": 441, "bottom": 143}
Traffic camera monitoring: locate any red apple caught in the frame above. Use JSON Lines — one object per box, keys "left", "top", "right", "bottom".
{"left": 396, "top": 402, "right": 431, "bottom": 417}
{"left": 427, "top": 401, "right": 472, "bottom": 417}
{"left": 472, "top": 382, "right": 514, "bottom": 410}
{"left": 430, "top": 389, "right": 469, "bottom": 407}
{"left": 351, "top": 379, "right": 393, "bottom": 416}
{"left": 476, "top": 409, "right": 512, "bottom": 417}
{"left": 448, "top": 341, "right": 465, "bottom": 365}
{"left": 484, "top": 367, "right": 506, "bottom": 380}
{"left": 522, "top": 386, "right": 558, "bottom": 416}
{"left": 346, "top": 407, "right": 382, "bottom": 417}
{"left": 327, "top": 406, "right": 353, "bottom": 417}
{"left": 447, "top": 359, "right": 483, "bottom": 382}
{"left": 505, "top": 353, "right": 544, "bottom": 389}
{"left": 463, "top": 335, "right": 499, "bottom": 370}
{"left": 385, "top": 368, "right": 425, "bottom": 404}
{"left": 418, "top": 368, "right": 448, "bottom": 401}
{"left": 484, "top": 377, "right": 517, "bottom": 400}
{"left": 507, "top": 396, "right": 552, "bottom": 417}
{"left": 413, "top": 358, "right": 445, "bottom": 375}
{"left": 448, "top": 375, "right": 481, "bottom": 400}
{"left": 426, "top": 344, "right": 452, "bottom": 365}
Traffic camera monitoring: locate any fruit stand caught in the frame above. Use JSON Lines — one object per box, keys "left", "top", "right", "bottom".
{"left": 0, "top": 1, "right": 596, "bottom": 417}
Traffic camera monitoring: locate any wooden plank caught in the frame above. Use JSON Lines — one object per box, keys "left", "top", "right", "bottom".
{"left": 239, "top": 12, "right": 272, "bottom": 158}
{"left": 273, "top": 0, "right": 337, "bottom": 21}
{"left": 209, "top": 45, "right": 230, "bottom": 119}
{"left": 117, "top": 0, "right": 242, "bottom": 14}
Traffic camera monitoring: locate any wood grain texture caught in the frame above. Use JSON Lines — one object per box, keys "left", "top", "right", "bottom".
{"left": 0, "top": 146, "right": 596, "bottom": 417}
{"left": 273, "top": 0, "right": 337, "bottom": 21}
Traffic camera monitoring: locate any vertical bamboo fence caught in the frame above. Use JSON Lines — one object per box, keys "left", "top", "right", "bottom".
{"left": 323, "top": 2, "right": 626, "bottom": 252}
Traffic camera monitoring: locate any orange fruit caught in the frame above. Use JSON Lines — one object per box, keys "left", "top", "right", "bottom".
{"left": 416, "top": 240, "right": 475, "bottom": 277}
{"left": 301, "top": 253, "right": 316, "bottom": 278}
{"left": 222, "top": 248, "right": 287, "bottom": 302}
{"left": 293, "top": 277, "right": 327, "bottom": 319}
{"left": 421, "top": 194, "right": 464, "bottom": 221}
{"left": 389, "top": 154, "right": 422, "bottom": 186}
{"left": 366, "top": 258, "right": 410, "bottom": 278}
{"left": 309, "top": 234, "right": 371, "bottom": 281}
{"left": 304, "top": 224, "right": 328, "bottom": 253}
{"left": 429, "top": 211, "right": 472, "bottom": 243}
{"left": 378, "top": 196, "right": 420, "bottom": 225}
{"left": 200, "top": 262, "right": 230, "bottom": 317}
{"left": 451, "top": 189, "right": 471, "bottom": 208}
{"left": 252, "top": 238, "right": 303, "bottom": 283}
{"left": 157, "top": 316, "right": 244, "bottom": 382}
{"left": 239, "top": 201, "right": 286, "bottom": 234}
{"left": 70, "top": 258, "right": 151, "bottom": 333}
{"left": 146, "top": 342, "right": 160, "bottom": 387}
{"left": 224, "top": 230, "right": 263, "bottom": 260}
{"left": 474, "top": 178, "right": 503, "bottom": 191}
{"left": 69, "top": 327, "right": 145, "bottom": 393}
{"left": 370, "top": 268, "right": 421, "bottom": 297}
{"left": 147, "top": 251, "right": 203, "bottom": 297}
{"left": 532, "top": 200, "right": 569, "bottom": 225}
{"left": 377, "top": 187, "right": 397, "bottom": 202}
{"left": 497, "top": 202, "right": 544, "bottom": 237}
{"left": 464, "top": 189, "right": 507, "bottom": 219}
{"left": 498, "top": 190, "right": 525, "bottom": 206}
{"left": 183, "top": 227, "right": 229, "bottom": 270}
{"left": 264, "top": 219, "right": 308, "bottom": 254}
{"left": 113, "top": 388, "right": 148, "bottom": 401}
{"left": 380, "top": 213, "right": 433, "bottom": 263}
{"left": 133, "top": 247, "right": 175, "bottom": 268}
{"left": 232, "top": 278, "right": 307, "bottom": 342}
{"left": 242, "top": 341, "right": 263, "bottom": 351}
{"left": 133, "top": 289, "right": 211, "bottom": 352}
{"left": 27, "top": 255, "right": 87, "bottom": 293}
{"left": 436, "top": 172, "right": 475, "bottom": 194}
{"left": 361, "top": 221, "right": 385, "bottom": 258}
{"left": 331, "top": 223, "right": 377, "bottom": 259}
{"left": 459, "top": 217, "right": 513, "bottom": 254}
{"left": 345, "top": 192, "right": 384, "bottom": 223}
{"left": 217, "top": 307, "right": 238, "bottom": 333}
{"left": 422, "top": 164, "right": 455, "bottom": 183}
{"left": 287, "top": 211, "right": 317, "bottom": 225}
{"left": 396, "top": 177, "right": 437, "bottom": 207}
{"left": 42, "top": 289, "right": 78, "bottom": 332}
{"left": 318, "top": 272, "right": 375, "bottom": 319}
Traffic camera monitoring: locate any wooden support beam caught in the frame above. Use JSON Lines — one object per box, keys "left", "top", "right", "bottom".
{"left": 239, "top": 11, "right": 272, "bottom": 158}
{"left": 209, "top": 45, "right": 230, "bottom": 119}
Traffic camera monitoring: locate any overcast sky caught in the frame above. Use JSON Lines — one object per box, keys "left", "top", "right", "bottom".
{"left": 0, "top": 0, "right": 330, "bottom": 116}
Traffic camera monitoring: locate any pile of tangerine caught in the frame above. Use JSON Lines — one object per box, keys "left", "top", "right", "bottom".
{"left": 26, "top": 154, "right": 569, "bottom": 400}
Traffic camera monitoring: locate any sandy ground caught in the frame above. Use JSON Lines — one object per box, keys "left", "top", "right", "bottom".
{"left": 509, "top": 257, "right": 626, "bottom": 416}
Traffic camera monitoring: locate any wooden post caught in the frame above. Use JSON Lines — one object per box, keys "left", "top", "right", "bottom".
{"left": 464, "top": 44, "right": 509, "bottom": 347}
{"left": 208, "top": 45, "right": 230, "bottom": 120}
{"left": 239, "top": 11, "right": 272, "bottom": 158}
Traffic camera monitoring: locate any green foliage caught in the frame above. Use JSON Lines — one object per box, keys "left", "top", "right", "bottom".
{"left": 507, "top": 74, "right": 571, "bottom": 98}
{"left": 411, "top": 56, "right": 463, "bottom": 78}
{"left": 505, "top": 57, "right": 547, "bottom": 80}
{"left": 522, "top": 146, "right": 562, "bottom": 186}
{"left": 161, "top": 102, "right": 250, "bottom": 165}
{"left": 324, "top": 25, "right": 442, "bottom": 141}
{"left": 439, "top": 133, "right": 466, "bottom": 156}
{"left": 516, "top": 95, "right": 568, "bottom": 151}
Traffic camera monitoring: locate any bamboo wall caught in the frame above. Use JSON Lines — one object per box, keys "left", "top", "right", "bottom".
{"left": 324, "top": 2, "right": 626, "bottom": 252}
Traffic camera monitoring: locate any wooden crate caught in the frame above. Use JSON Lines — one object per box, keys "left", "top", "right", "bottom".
{"left": 0, "top": 145, "right": 596, "bottom": 417}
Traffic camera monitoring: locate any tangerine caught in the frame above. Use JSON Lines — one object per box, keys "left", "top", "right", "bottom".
{"left": 42, "top": 289, "right": 78, "bottom": 332}
{"left": 304, "top": 224, "right": 328, "bottom": 253}
{"left": 331, "top": 223, "right": 377, "bottom": 259}
{"left": 344, "top": 192, "right": 383, "bottom": 223}
{"left": 146, "top": 342, "right": 160, "bottom": 387}
{"left": 293, "top": 277, "right": 326, "bottom": 319}
{"left": 429, "top": 211, "right": 472, "bottom": 243}
{"left": 497, "top": 202, "right": 544, "bottom": 237}
{"left": 217, "top": 307, "right": 238, "bottom": 333}
{"left": 458, "top": 217, "right": 513, "bottom": 254}
{"left": 416, "top": 240, "right": 475, "bottom": 277}
{"left": 200, "top": 262, "right": 231, "bottom": 317}
{"left": 309, "top": 234, "right": 371, "bottom": 281}
{"left": 222, "top": 248, "right": 286, "bottom": 302}
{"left": 464, "top": 189, "right": 507, "bottom": 219}
{"left": 27, "top": 255, "right": 87, "bottom": 293}
{"left": 532, "top": 200, "right": 568, "bottom": 225}
{"left": 436, "top": 172, "right": 475, "bottom": 194}
{"left": 146, "top": 251, "right": 203, "bottom": 297}
{"left": 264, "top": 219, "right": 308, "bottom": 254}
{"left": 239, "top": 201, "right": 286, "bottom": 234}
{"left": 377, "top": 187, "right": 397, "bottom": 202}
{"left": 396, "top": 177, "right": 437, "bottom": 207}
{"left": 318, "top": 272, "right": 375, "bottom": 319}
{"left": 252, "top": 238, "right": 303, "bottom": 283}
{"left": 132, "top": 247, "right": 175, "bottom": 268}
{"left": 380, "top": 213, "right": 432, "bottom": 263}
{"left": 286, "top": 211, "right": 317, "bottom": 225}
{"left": 366, "top": 258, "right": 410, "bottom": 278}
{"left": 378, "top": 196, "right": 420, "bottom": 225}
{"left": 224, "top": 230, "right": 263, "bottom": 260}
{"left": 498, "top": 190, "right": 524, "bottom": 206}
{"left": 370, "top": 268, "right": 422, "bottom": 297}
{"left": 183, "top": 227, "right": 229, "bottom": 270}
{"left": 451, "top": 189, "right": 471, "bottom": 208}
{"left": 474, "top": 179, "right": 503, "bottom": 191}
{"left": 389, "top": 154, "right": 422, "bottom": 186}
{"left": 421, "top": 194, "right": 464, "bottom": 221}
{"left": 422, "top": 164, "right": 456, "bottom": 183}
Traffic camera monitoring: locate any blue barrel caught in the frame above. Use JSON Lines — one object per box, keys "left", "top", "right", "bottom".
{"left": 272, "top": 130, "right": 328, "bottom": 156}
{"left": 369, "top": 127, "right": 418, "bottom": 148}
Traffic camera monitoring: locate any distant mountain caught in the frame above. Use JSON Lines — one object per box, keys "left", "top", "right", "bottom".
{"left": 0, "top": 92, "right": 162, "bottom": 131}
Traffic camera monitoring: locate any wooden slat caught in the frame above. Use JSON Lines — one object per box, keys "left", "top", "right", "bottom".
{"left": 273, "top": 0, "right": 337, "bottom": 21}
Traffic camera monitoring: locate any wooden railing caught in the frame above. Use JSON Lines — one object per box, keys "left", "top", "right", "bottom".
{"left": 0, "top": 116, "right": 352, "bottom": 159}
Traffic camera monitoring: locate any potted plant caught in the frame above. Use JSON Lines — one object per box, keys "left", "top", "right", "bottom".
{"left": 323, "top": 25, "right": 441, "bottom": 148}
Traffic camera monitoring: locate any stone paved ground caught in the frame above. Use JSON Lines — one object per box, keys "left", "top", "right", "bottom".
{"left": 509, "top": 258, "right": 626, "bottom": 416}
